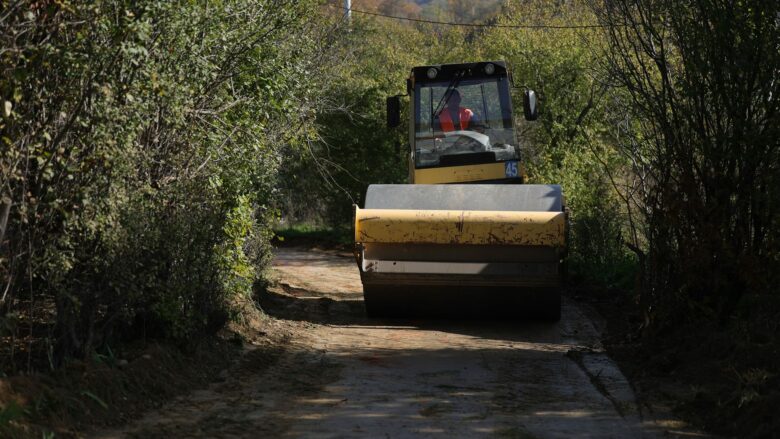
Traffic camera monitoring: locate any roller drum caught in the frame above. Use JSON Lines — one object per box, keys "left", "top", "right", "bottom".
{"left": 355, "top": 184, "right": 566, "bottom": 320}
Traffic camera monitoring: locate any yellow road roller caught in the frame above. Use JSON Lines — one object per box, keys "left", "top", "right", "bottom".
{"left": 354, "top": 61, "right": 567, "bottom": 319}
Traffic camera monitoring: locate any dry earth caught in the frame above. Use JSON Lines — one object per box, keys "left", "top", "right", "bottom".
{"left": 94, "top": 247, "right": 707, "bottom": 438}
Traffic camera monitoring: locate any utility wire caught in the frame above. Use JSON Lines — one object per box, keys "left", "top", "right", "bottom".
{"left": 338, "top": 5, "right": 614, "bottom": 30}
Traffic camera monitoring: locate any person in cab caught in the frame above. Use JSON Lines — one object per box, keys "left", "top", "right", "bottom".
{"left": 434, "top": 89, "right": 482, "bottom": 132}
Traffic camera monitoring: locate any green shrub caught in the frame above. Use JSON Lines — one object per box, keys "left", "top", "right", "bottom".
{"left": 0, "top": 0, "right": 323, "bottom": 367}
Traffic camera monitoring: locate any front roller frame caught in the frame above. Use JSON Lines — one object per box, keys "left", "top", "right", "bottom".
{"left": 355, "top": 241, "right": 564, "bottom": 321}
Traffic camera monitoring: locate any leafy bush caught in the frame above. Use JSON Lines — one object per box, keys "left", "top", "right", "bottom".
{"left": 0, "top": 0, "right": 323, "bottom": 367}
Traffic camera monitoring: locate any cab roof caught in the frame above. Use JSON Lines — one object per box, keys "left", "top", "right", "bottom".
{"left": 410, "top": 61, "right": 508, "bottom": 84}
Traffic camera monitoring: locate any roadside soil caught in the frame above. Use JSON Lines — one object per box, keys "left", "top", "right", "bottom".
{"left": 0, "top": 335, "right": 245, "bottom": 438}
{"left": 93, "top": 247, "right": 705, "bottom": 438}
{"left": 587, "top": 284, "right": 779, "bottom": 438}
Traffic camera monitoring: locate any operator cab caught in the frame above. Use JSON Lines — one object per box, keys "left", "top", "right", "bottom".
{"left": 387, "top": 61, "right": 538, "bottom": 184}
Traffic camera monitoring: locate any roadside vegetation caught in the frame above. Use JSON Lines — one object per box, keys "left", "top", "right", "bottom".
{"left": 1, "top": 0, "right": 778, "bottom": 437}
{"left": 1, "top": 0, "right": 334, "bottom": 434}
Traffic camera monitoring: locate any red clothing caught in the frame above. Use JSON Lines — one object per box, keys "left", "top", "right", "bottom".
{"left": 439, "top": 107, "right": 474, "bottom": 131}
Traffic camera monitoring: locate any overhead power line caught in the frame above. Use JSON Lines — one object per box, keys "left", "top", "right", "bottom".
{"left": 338, "top": 5, "right": 613, "bottom": 30}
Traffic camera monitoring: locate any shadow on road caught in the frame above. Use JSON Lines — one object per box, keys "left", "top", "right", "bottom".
{"left": 256, "top": 284, "right": 568, "bottom": 346}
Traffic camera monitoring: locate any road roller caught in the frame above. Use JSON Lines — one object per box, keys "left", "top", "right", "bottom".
{"left": 354, "top": 61, "right": 567, "bottom": 320}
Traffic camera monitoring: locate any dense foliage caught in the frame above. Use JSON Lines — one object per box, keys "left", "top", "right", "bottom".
{"left": 597, "top": 0, "right": 780, "bottom": 328}
{"left": 593, "top": 3, "right": 779, "bottom": 433}
{"left": 1, "top": 0, "right": 326, "bottom": 367}
{"left": 276, "top": 17, "right": 423, "bottom": 225}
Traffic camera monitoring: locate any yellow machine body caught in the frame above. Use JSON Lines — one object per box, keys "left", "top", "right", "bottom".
{"left": 355, "top": 207, "right": 565, "bottom": 247}
{"left": 355, "top": 61, "right": 566, "bottom": 319}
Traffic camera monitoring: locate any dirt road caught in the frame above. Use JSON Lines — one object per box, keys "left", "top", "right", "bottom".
{"left": 97, "top": 247, "right": 692, "bottom": 438}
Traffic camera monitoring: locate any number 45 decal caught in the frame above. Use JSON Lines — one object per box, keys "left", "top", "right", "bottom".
{"left": 505, "top": 160, "right": 519, "bottom": 178}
